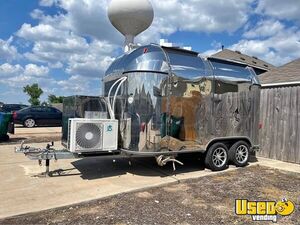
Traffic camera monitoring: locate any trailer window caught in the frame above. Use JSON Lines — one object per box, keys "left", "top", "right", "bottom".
{"left": 166, "top": 51, "right": 206, "bottom": 79}
{"left": 210, "top": 61, "right": 252, "bottom": 82}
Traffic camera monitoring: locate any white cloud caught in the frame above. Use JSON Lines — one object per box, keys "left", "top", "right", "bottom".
{"left": 66, "top": 40, "right": 115, "bottom": 77}
{"left": 30, "top": 9, "right": 45, "bottom": 20}
{"left": 0, "top": 63, "right": 56, "bottom": 104}
{"left": 24, "top": 64, "right": 49, "bottom": 77}
{"left": 0, "top": 37, "right": 19, "bottom": 62}
{"left": 5, "top": 0, "right": 300, "bottom": 104}
{"left": 2, "top": 0, "right": 300, "bottom": 104}
{"left": 0, "top": 63, "right": 23, "bottom": 77}
{"left": 0, "top": 62, "right": 100, "bottom": 104}
{"left": 17, "top": 22, "right": 115, "bottom": 77}
{"left": 57, "top": 75, "right": 93, "bottom": 93}
{"left": 243, "top": 20, "right": 285, "bottom": 39}
{"left": 16, "top": 0, "right": 258, "bottom": 79}
{"left": 136, "top": 0, "right": 255, "bottom": 44}
{"left": 201, "top": 49, "right": 220, "bottom": 58}
{"left": 55, "top": 0, "right": 122, "bottom": 44}
{"left": 39, "top": 0, "right": 56, "bottom": 7}
{"left": 231, "top": 24, "right": 300, "bottom": 65}
{"left": 256, "top": 0, "right": 300, "bottom": 22}
{"left": 66, "top": 55, "right": 114, "bottom": 77}
{"left": 48, "top": 62, "right": 63, "bottom": 69}
{"left": 150, "top": 0, "right": 254, "bottom": 34}
{"left": 17, "top": 23, "right": 65, "bottom": 42}
{"left": 0, "top": 63, "right": 49, "bottom": 79}
{"left": 31, "top": 0, "right": 256, "bottom": 47}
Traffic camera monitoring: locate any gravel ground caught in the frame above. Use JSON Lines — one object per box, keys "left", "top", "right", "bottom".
{"left": 1, "top": 165, "right": 299, "bottom": 225}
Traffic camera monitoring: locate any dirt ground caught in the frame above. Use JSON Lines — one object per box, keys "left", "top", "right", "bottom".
{"left": 1, "top": 165, "right": 299, "bottom": 225}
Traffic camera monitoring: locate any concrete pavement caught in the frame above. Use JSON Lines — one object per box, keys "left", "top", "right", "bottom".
{"left": 0, "top": 142, "right": 299, "bottom": 219}
{"left": 255, "top": 156, "right": 300, "bottom": 174}
{"left": 0, "top": 142, "right": 236, "bottom": 218}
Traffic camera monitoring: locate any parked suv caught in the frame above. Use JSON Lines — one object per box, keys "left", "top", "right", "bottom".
{"left": 13, "top": 106, "right": 62, "bottom": 128}
{"left": 0, "top": 104, "right": 28, "bottom": 113}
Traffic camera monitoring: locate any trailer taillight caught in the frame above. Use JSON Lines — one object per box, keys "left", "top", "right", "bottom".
{"left": 259, "top": 123, "right": 262, "bottom": 129}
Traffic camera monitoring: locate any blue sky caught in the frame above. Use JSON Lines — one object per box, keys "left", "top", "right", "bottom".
{"left": 0, "top": 0, "right": 300, "bottom": 104}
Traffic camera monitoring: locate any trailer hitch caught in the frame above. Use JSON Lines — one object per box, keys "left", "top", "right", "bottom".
{"left": 15, "top": 141, "right": 77, "bottom": 177}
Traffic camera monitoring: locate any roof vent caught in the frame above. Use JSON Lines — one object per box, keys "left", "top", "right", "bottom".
{"left": 252, "top": 56, "right": 258, "bottom": 60}
{"left": 264, "top": 64, "right": 269, "bottom": 68}
{"left": 252, "top": 61, "right": 257, "bottom": 64}
{"left": 240, "top": 57, "right": 245, "bottom": 60}
{"left": 235, "top": 50, "right": 241, "bottom": 54}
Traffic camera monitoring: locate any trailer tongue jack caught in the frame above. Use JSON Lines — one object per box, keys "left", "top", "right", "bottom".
{"left": 16, "top": 141, "right": 78, "bottom": 177}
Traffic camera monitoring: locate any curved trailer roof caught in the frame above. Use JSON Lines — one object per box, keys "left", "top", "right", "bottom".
{"left": 105, "top": 44, "right": 259, "bottom": 84}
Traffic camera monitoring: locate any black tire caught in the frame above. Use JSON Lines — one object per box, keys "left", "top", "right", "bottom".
{"left": 23, "top": 118, "right": 35, "bottom": 128}
{"left": 228, "top": 141, "right": 250, "bottom": 167}
{"left": 205, "top": 142, "right": 229, "bottom": 171}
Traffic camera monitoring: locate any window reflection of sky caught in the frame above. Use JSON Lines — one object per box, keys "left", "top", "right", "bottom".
{"left": 218, "top": 67, "right": 235, "bottom": 72}
{"left": 167, "top": 52, "right": 204, "bottom": 69}
{"left": 105, "top": 45, "right": 260, "bottom": 95}
{"left": 167, "top": 52, "right": 207, "bottom": 79}
{"left": 105, "top": 45, "right": 169, "bottom": 76}
{"left": 211, "top": 61, "right": 254, "bottom": 82}
{"left": 128, "top": 72, "right": 167, "bottom": 106}
{"left": 216, "top": 75, "right": 250, "bottom": 83}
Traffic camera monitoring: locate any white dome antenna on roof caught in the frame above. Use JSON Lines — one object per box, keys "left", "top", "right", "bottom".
{"left": 108, "top": 0, "right": 154, "bottom": 52}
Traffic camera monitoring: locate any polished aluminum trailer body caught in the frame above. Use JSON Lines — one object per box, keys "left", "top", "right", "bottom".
{"left": 16, "top": 44, "right": 261, "bottom": 175}
{"left": 104, "top": 44, "right": 261, "bottom": 155}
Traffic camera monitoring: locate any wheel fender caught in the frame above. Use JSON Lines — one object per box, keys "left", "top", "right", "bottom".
{"left": 205, "top": 137, "right": 253, "bottom": 152}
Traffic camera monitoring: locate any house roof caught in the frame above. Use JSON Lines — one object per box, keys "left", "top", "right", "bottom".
{"left": 211, "top": 49, "right": 275, "bottom": 72}
{"left": 259, "top": 58, "right": 300, "bottom": 84}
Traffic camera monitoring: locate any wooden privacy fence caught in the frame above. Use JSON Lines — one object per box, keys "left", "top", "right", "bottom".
{"left": 258, "top": 85, "right": 300, "bottom": 164}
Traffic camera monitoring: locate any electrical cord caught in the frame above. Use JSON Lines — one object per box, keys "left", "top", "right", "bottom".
{"left": 107, "top": 77, "right": 127, "bottom": 119}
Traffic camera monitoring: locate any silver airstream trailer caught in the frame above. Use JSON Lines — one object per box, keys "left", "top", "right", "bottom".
{"left": 16, "top": 44, "right": 260, "bottom": 173}
{"left": 15, "top": 1, "right": 260, "bottom": 174}
{"left": 100, "top": 44, "right": 260, "bottom": 170}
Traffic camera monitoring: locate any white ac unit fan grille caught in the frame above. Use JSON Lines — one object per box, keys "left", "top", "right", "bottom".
{"left": 75, "top": 122, "right": 103, "bottom": 150}
{"left": 68, "top": 119, "right": 118, "bottom": 153}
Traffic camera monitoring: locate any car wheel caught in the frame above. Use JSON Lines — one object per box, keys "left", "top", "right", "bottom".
{"left": 24, "top": 118, "right": 35, "bottom": 128}
{"left": 205, "top": 142, "right": 229, "bottom": 171}
{"left": 228, "top": 141, "right": 250, "bottom": 167}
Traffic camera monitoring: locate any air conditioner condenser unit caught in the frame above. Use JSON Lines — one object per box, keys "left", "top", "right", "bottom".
{"left": 68, "top": 118, "right": 118, "bottom": 153}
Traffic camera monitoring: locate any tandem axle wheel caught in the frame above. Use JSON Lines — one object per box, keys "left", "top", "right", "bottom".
{"left": 204, "top": 140, "right": 251, "bottom": 171}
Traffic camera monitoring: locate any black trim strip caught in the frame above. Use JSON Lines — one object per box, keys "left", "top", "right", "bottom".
{"left": 123, "top": 70, "right": 169, "bottom": 75}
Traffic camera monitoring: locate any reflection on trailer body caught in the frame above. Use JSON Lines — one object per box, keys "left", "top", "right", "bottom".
{"left": 16, "top": 44, "right": 261, "bottom": 174}
{"left": 103, "top": 44, "right": 260, "bottom": 154}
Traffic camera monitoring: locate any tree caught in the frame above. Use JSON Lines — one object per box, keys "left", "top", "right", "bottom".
{"left": 48, "top": 95, "right": 64, "bottom": 104}
{"left": 23, "top": 83, "right": 43, "bottom": 106}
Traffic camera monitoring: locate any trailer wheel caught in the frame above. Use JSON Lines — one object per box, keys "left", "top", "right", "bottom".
{"left": 205, "top": 142, "right": 228, "bottom": 171}
{"left": 228, "top": 141, "right": 249, "bottom": 167}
